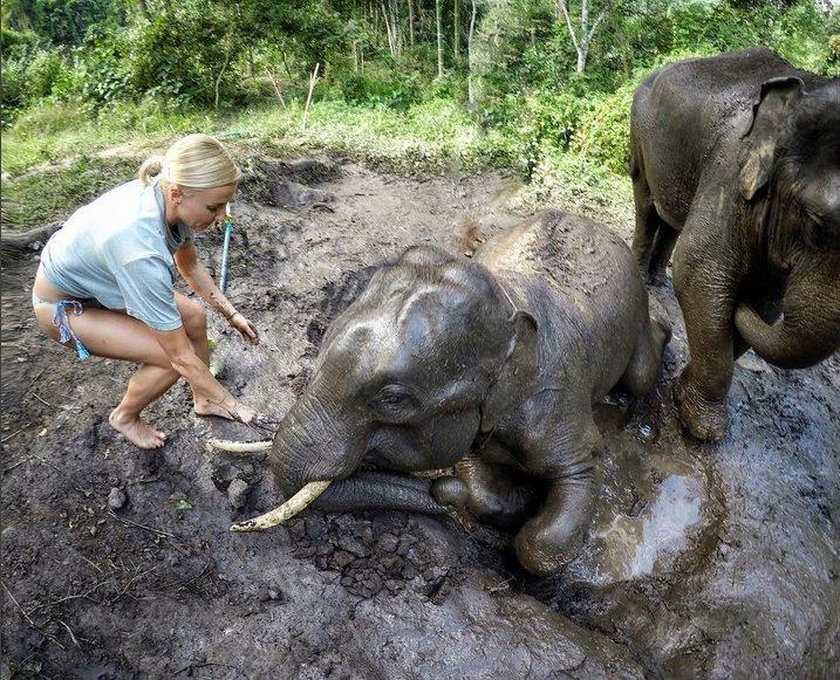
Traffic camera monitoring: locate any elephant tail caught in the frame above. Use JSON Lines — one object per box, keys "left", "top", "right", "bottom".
{"left": 625, "top": 153, "right": 640, "bottom": 180}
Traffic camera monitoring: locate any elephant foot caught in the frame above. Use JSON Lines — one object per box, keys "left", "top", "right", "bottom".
{"left": 513, "top": 513, "right": 588, "bottom": 576}
{"left": 673, "top": 371, "right": 729, "bottom": 442}
{"left": 432, "top": 470, "right": 537, "bottom": 530}
{"left": 430, "top": 476, "right": 469, "bottom": 509}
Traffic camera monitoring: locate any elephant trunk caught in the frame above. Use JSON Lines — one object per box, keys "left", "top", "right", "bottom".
{"left": 246, "top": 390, "right": 451, "bottom": 532}
{"left": 268, "top": 389, "right": 363, "bottom": 497}
{"left": 735, "top": 259, "right": 840, "bottom": 369}
{"left": 311, "top": 471, "right": 451, "bottom": 514}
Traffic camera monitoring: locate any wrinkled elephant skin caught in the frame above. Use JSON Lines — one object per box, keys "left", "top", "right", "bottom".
{"left": 629, "top": 47, "right": 840, "bottom": 441}
{"left": 264, "top": 210, "right": 671, "bottom": 575}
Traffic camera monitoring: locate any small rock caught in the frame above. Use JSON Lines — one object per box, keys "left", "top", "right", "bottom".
{"left": 107, "top": 487, "right": 127, "bottom": 510}
{"left": 330, "top": 550, "right": 356, "bottom": 570}
{"left": 338, "top": 536, "right": 370, "bottom": 558}
{"left": 305, "top": 517, "right": 326, "bottom": 540}
{"left": 257, "top": 586, "right": 284, "bottom": 602}
{"left": 360, "top": 526, "right": 375, "bottom": 546}
{"left": 396, "top": 536, "right": 415, "bottom": 556}
{"left": 378, "top": 533, "right": 399, "bottom": 553}
{"left": 227, "top": 479, "right": 250, "bottom": 509}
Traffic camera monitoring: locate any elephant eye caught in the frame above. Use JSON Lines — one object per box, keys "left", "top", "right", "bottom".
{"left": 371, "top": 385, "right": 415, "bottom": 420}
{"left": 805, "top": 209, "right": 824, "bottom": 227}
{"left": 803, "top": 210, "right": 830, "bottom": 251}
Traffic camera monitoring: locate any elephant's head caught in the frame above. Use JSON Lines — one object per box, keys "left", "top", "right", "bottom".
{"left": 736, "top": 76, "right": 840, "bottom": 368}
{"left": 238, "top": 246, "right": 538, "bottom": 530}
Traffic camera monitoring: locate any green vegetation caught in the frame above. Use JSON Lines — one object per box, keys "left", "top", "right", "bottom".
{"left": 2, "top": 154, "right": 140, "bottom": 228}
{"left": 1, "top": 0, "right": 837, "bottom": 231}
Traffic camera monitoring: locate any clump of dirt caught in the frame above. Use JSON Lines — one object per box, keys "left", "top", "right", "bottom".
{"left": 239, "top": 157, "right": 340, "bottom": 209}
{"left": 2, "top": 157, "right": 838, "bottom": 679}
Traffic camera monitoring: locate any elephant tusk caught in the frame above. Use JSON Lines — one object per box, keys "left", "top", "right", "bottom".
{"left": 229, "top": 480, "right": 332, "bottom": 532}
{"left": 206, "top": 438, "right": 272, "bottom": 454}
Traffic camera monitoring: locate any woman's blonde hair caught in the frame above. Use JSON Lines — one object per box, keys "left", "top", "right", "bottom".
{"left": 138, "top": 133, "right": 241, "bottom": 192}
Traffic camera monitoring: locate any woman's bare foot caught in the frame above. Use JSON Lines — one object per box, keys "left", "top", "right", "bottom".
{"left": 109, "top": 409, "right": 167, "bottom": 449}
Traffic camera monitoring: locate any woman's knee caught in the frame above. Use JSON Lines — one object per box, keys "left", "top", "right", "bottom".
{"left": 179, "top": 297, "right": 207, "bottom": 340}
{"left": 33, "top": 304, "right": 61, "bottom": 342}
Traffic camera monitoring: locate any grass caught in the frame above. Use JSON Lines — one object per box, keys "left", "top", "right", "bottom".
{"left": 0, "top": 94, "right": 632, "bottom": 232}
{"left": 1, "top": 155, "right": 142, "bottom": 229}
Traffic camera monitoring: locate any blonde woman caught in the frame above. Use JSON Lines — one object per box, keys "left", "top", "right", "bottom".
{"left": 32, "top": 134, "right": 265, "bottom": 449}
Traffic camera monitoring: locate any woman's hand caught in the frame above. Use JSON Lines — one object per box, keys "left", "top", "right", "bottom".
{"left": 228, "top": 311, "right": 259, "bottom": 346}
{"left": 227, "top": 400, "right": 280, "bottom": 434}
{"left": 225, "top": 398, "right": 258, "bottom": 424}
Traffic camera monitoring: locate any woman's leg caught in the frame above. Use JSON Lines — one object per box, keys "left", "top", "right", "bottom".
{"left": 33, "top": 292, "right": 223, "bottom": 449}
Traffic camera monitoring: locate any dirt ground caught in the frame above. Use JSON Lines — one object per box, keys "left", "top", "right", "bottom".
{"left": 1, "top": 157, "right": 838, "bottom": 679}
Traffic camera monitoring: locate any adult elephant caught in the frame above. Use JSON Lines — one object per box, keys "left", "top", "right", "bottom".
{"left": 214, "top": 211, "right": 670, "bottom": 576}
{"left": 629, "top": 47, "right": 840, "bottom": 441}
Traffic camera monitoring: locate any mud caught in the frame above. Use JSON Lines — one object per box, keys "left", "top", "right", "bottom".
{"left": 1, "top": 158, "right": 838, "bottom": 679}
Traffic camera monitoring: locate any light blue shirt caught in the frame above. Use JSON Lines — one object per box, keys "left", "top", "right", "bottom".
{"left": 40, "top": 178, "right": 194, "bottom": 331}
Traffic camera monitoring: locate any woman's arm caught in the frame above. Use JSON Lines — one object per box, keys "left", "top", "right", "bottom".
{"left": 153, "top": 325, "right": 257, "bottom": 422}
{"left": 174, "top": 243, "right": 258, "bottom": 345}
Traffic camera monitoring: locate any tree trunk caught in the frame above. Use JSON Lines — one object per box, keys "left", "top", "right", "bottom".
{"left": 453, "top": 0, "right": 460, "bottom": 63}
{"left": 408, "top": 0, "right": 415, "bottom": 46}
{"left": 382, "top": 1, "right": 397, "bottom": 57}
{"left": 467, "top": 0, "right": 478, "bottom": 106}
{"left": 556, "top": 0, "right": 605, "bottom": 74}
{"left": 392, "top": 0, "right": 402, "bottom": 57}
{"left": 436, "top": 0, "right": 444, "bottom": 77}
{"left": 214, "top": 48, "right": 232, "bottom": 109}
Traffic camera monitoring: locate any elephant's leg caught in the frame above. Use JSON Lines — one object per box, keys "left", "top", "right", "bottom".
{"left": 648, "top": 223, "right": 678, "bottom": 285}
{"left": 630, "top": 166, "right": 671, "bottom": 282}
{"left": 619, "top": 304, "right": 672, "bottom": 396}
{"left": 432, "top": 453, "right": 540, "bottom": 530}
{"left": 513, "top": 414, "right": 599, "bottom": 576}
{"left": 671, "top": 238, "right": 738, "bottom": 441}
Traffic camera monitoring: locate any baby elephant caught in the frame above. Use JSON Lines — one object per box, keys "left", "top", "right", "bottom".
{"left": 229, "top": 211, "right": 670, "bottom": 576}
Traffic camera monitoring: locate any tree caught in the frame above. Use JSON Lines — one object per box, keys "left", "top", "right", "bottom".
{"left": 555, "top": 0, "right": 605, "bottom": 72}
{"left": 467, "top": 0, "right": 479, "bottom": 105}
{"left": 436, "top": 0, "right": 444, "bottom": 76}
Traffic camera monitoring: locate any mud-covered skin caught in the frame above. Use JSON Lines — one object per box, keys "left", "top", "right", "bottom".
{"left": 629, "top": 47, "right": 840, "bottom": 441}
{"left": 269, "top": 210, "right": 670, "bottom": 575}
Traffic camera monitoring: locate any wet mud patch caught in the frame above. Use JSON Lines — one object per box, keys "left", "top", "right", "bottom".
{"left": 2, "top": 157, "right": 838, "bottom": 679}
{"left": 239, "top": 158, "right": 340, "bottom": 209}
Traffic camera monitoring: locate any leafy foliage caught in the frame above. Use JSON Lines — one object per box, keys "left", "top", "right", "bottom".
{"left": 1, "top": 0, "right": 836, "bottom": 203}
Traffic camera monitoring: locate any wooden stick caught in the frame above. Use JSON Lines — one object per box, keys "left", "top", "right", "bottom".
{"left": 107, "top": 511, "right": 177, "bottom": 539}
{"left": 301, "top": 62, "right": 320, "bottom": 131}
{"left": 2, "top": 581, "right": 35, "bottom": 626}
{"left": 265, "top": 69, "right": 287, "bottom": 109}
{"left": 2, "top": 423, "right": 31, "bottom": 443}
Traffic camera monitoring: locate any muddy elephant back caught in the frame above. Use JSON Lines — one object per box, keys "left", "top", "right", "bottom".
{"left": 478, "top": 210, "right": 641, "bottom": 299}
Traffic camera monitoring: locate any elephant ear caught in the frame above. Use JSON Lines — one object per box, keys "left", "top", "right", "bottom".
{"left": 479, "top": 310, "right": 539, "bottom": 434}
{"left": 738, "top": 76, "right": 804, "bottom": 201}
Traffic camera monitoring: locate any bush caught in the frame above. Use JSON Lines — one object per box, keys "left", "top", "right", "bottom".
{"left": 339, "top": 65, "right": 422, "bottom": 110}
{"left": 772, "top": 0, "right": 834, "bottom": 73}
{"left": 570, "top": 83, "right": 635, "bottom": 174}
{"left": 70, "top": 32, "right": 132, "bottom": 108}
